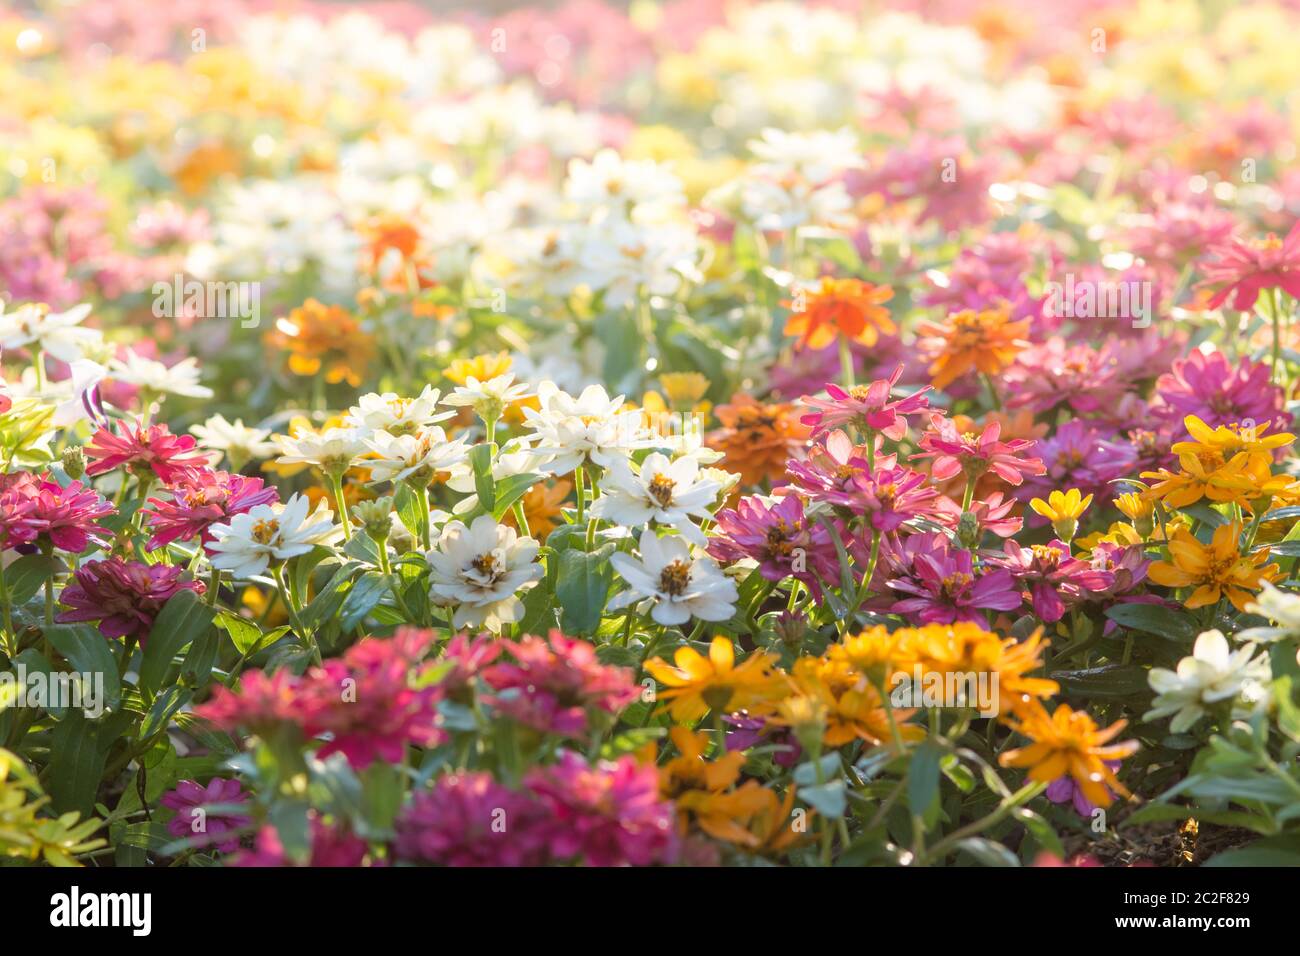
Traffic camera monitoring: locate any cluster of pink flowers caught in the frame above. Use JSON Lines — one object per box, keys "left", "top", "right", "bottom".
{"left": 0, "top": 473, "right": 114, "bottom": 552}
{"left": 393, "top": 753, "right": 677, "bottom": 867}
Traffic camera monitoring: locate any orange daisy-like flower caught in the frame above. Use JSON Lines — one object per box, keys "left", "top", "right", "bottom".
{"left": 643, "top": 637, "right": 783, "bottom": 722}
{"left": 782, "top": 278, "right": 895, "bottom": 350}
{"left": 890, "top": 622, "right": 1059, "bottom": 713}
{"left": 916, "top": 303, "right": 1030, "bottom": 390}
{"left": 778, "top": 657, "right": 922, "bottom": 749}
{"left": 999, "top": 699, "right": 1138, "bottom": 808}
{"left": 1147, "top": 521, "right": 1281, "bottom": 611}
{"left": 266, "top": 298, "right": 375, "bottom": 387}
{"left": 706, "top": 394, "right": 810, "bottom": 489}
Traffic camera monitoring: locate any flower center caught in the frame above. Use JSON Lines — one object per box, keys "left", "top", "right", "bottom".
{"left": 471, "top": 552, "right": 500, "bottom": 579}
{"left": 252, "top": 518, "right": 279, "bottom": 544}
{"left": 647, "top": 472, "right": 675, "bottom": 507}
{"left": 659, "top": 559, "right": 692, "bottom": 596}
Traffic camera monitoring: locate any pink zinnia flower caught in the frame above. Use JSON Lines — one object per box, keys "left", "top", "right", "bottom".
{"left": 1199, "top": 221, "right": 1300, "bottom": 311}
{"left": 709, "top": 493, "right": 841, "bottom": 598}
{"left": 26, "top": 478, "right": 114, "bottom": 553}
{"left": 525, "top": 752, "right": 677, "bottom": 866}
{"left": 438, "top": 630, "right": 503, "bottom": 697}
{"left": 85, "top": 419, "right": 209, "bottom": 485}
{"left": 841, "top": 464, "right": 942, "bottom": 533}
{"left": 302, "top": 629, "right": 444, "bottom": 768}
{"left": 1017, "top": 421, "right": 1136, "bottom": 508}
{"left": 996, "top": 540, "right": 1114, "bottom": 623}
{"left": 230, "top": 815, "right": 369, "bottom": 868}
{"left": 884, "top": 533, "right": 1021, "bottom": 627}
{"left": 933, "top": 491, "right": 1022, "bottom": 541}
{"left": 144, "top": 471, "right": 278, "bottom": 550}
{"left": 482, "top": 630, "right": 639, "bottom": 737}
{"left": 1154, "top": 349, "right": 1289, "bottom": 433}
{"left": 56, "top": 557, "right": 204, "bottom": 640}
{"left": 195, "top": 667, "right": 302, "bottom": 732}
{"left": 785, "top": 430, "right": 896, "bottom": 505}
{"left": 913, "top": 415, "right": 1046, "bottom": 487}
{"left": 160, "top": 778, "right": 251, "bottom": 854}
{"left": 0, "top": 473, "right": 40, "bottom": 549}
{"left": 799, "top": 365, "right": 930, "bottom": 440}
{"left": 393, "top": 772, "right": 549, "bottom": 867}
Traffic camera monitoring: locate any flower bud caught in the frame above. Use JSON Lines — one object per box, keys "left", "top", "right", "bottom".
{"left": 62, "top": 445, "right": 86, "bottom": 481}
{"left": 351, "top": 496, "right": 394, "bottom": 544}
{"left": 956, "top": 511, "right": 981, "bottom": 549}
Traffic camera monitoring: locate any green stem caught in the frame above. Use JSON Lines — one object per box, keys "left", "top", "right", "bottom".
{"left": 839, "top": 336, "right": 855, "bottom": 389}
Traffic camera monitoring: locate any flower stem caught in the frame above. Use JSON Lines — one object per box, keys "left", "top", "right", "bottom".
{"left": 330, "top": 475, "right": 352, "bottom": 541}
{"left": 839, "top": 336, "right": 855, "bottom": 389}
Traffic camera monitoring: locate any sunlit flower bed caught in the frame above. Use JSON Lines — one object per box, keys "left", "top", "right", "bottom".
{"left": 3, "top": 0, "right": 1300, "bottom": 868}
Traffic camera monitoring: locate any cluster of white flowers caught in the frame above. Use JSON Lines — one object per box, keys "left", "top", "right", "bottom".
{"left": 187, "top": 375, "right": 740, "bottom": 633}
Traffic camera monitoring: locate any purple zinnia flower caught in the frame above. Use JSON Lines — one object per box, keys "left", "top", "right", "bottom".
{"left": 393, "top": 772, "right": 549, "bottom": 867}
{"left": 160, "top": 778, "right": 251, "bottom": 854}
{"left": 1018, "top": 420, "right": 1136, "bottom": 508}
{"left": 56, "top": 557, "right": 205, "bottom": 640}
{"left": 1155, "top": 349, "right": 1289, "bottom": 434}
{"left": 885, "top": 533, "right": 1022, "bottom": 626}
{"left": 996, "top": 540, "right": 1114, "bottom": 623}
{"left": 709, "top": 492, "right": 841, "bottom": 599}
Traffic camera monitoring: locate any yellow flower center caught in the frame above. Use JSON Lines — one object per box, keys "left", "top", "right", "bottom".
{"left": 252, "top": 518, "right": 279, "bottom": 544}
{"left": 647, "top": 472, "right": 676, "bottom": 507}
{"left": 659, "top": 559, "right": 692, "bottom": 596}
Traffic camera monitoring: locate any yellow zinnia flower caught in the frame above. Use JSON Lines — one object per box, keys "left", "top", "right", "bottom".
{"left": 1029, "top": 488, "right": 1093, "bottom": 542}
{"left": 643, "top": 637, "right": 782, "bottom": 722}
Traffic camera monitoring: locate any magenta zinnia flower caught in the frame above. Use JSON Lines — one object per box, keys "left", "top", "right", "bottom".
{"left": 438, "top": 630, "right": 503, "bottom": 697}
{"left": 144, "top": 470, "right": 278, "bottom": 550}
{"left": 85, "top": 419, "right": 209, "bottom": 485}
{"left": 933, "top": 490, "right": 1022, "bottom": 541}
{"left": 230, "top": 815, "right": 369, "bottom": 868}
{"left": 160, "top": 778, "right": 251, "bottom": 854}
{"left": 525, "top": 752, "right": 677, "bottom": 866}
{"left": 785, "top": 430, "right": 897, "bottom": 505}
{"left": 0, "top": 472, "right": 40, "bottom": 550}
{"left": 996, "top": 540, "right": 1114, "bottom": 623}
{"left": 800, "top": 365, "right": 930, "bottom": 440}
{"left": 884, "top": 533, "right": 1021, "bottom": 626}
{"left": 26, "top": 478, "right": 114, "bottom": 553}
{"left": 913, "top": 414, "right": 1045, "bottom": 487}
{"left": 56, "top": 557, "right": 205, "bottom": 640}
{"left": 196, "top": 667, "right": 303, "bottom": 732}
{"left": 393, "top": 772, "right": 549, "bottom": 867}
{"left": 1198, "top": 221, "right": 1300, "bottom": 311}
{"left": 709, "top": 493, "right": 841, "bottom": 598}
{"left": 1017, "top": 421, "right": 1136, "bottom": 508}
{"left": 1154, "top": 349, "right": 1289, "bottom": 433}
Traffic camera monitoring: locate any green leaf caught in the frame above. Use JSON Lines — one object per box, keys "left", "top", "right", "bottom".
{"left": 139, "top": 686, "right": 192, "bottom": 741}
{"left": 44, "top": 623, "right": 121, "bottom": 711}
{"left": 908, "top": 741, "right": 942, "bottom": 816}
{"left": 215, "top": 612, "right": 269, "bottom": 656}
{"left": 800, "top": 780, "right": 846, "bottom": 819}
{"left": 3, "top": 553, "right": 62, "bottom": 605}
{"left": 339, "top": 571, "right": 390, "bottom": 631}
{"left": 469, "top": 443, "right": 496, "bottom": 515}
{"left": 140, "top": 589, "right": 216, "bottom": 700}
{"left": 1049, "top": 664, "right": 1151, "bottom": 698}
{"left": 1204, "top": 845, "right": 1300, "bottom": 867}
{"left": 47, "top": 708, "right": 105, "bottom": 816}
{"left": 491, "top": 473, "right": 543, "bottom": 521}
{"left": 1103, "top": 603, "right": 1197, "bottom": 641}
{"left": 954, "top": 837, "right": 1020, "bottom": 867}
{"left": 555, "top": 544, "right": 615, "bottom": 635}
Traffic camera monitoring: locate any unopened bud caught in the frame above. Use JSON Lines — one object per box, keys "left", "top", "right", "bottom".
{"left": 62, "top": 446, "right": 86, "bottom": 480}
{"left": 956, "top": 511, "right": 981, "bottom": 549}
{"left": 351, "top": 496, "right": 394, "bottom": 544}
{"left": 773, "top": 609, "right": 807, "bottom": 650}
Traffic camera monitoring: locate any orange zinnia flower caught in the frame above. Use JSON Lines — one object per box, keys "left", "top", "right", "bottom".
{"left": 504, "top": 478, "right": 572, "bottom": 541}
{"left": 706, "top": 394, "right": 810, "bottom": 489}
{"left": 266, "top": 298, "right": 375, "bottom": 387}
{"left": 999, "top": 699, "right": 1138, "bottom": 808}
{"left": 782, "top": 278, "right": 895, "bottom": 350}
{"left": 1147, "top": 521, "right": 1281, "bottom": 611}
{"left": 917, "top": 303, "right": 1029, "bottom": 390}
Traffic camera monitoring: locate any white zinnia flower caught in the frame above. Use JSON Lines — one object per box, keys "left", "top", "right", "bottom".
{"left": 440, "top": 373, "right": 532, "bottom": 424}
{"left": 191, "top": 414, "right": 276, "bottom": 467}
{"left": 275, "top": 426, "right": 370, "bottom": 476}
{"left": 591, "top": 452, "right": 719, "bottom": 545}
{"left": 565, "top": 148, "right": 685, "bottom": 223}
{"left": 1239, "top": 581, "right": 1300, "bottom": 643}
{"left": 608, "top": 530, "right": 738, "bottom": 627}
{"left": 108, "top": 351, "right": 214, "bottom": 399}
{"left": 0, "top": 302, "right": 102, "bottom": 363}
{"left": 425, "top": 514, "right": 542, "bottom": 630}
{"left": 523, "top": 381, "right": 650, "bottom": 475}
{"left": 208, "top": 494, "right": 343, "bottom": 579}
{"left": 365, "top": 427, "right": 468, "bottom": 485}
{"left": 346, "top": 385, "right": 454, "bottom": 436}
{"left": 1145, "top": 630, "right": 1272, "bottom": 733}
{"left": 748, "top": 127, "right": 864, "bottom": 184}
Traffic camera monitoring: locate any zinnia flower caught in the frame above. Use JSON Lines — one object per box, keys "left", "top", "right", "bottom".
{"left": 706, "top": 393, "right": 810, "bottom": 488}
{"left": 799, "top": 365, "right": 930, "bottom": 440}
{"left": 708, "top": 493, "right": 840, "bottom": 599}
{"left": 999, "top": 699, "right": 1138, "bottom": 808}
{"left": 160, "top": 778, "right": 251, "bottom": 854}
{"left": 425, "top": 514, "right": 543, "bottom": 631}
{"left": 393, "top": 772, "right": 548, "bottom": 867}
{"left": 782, "top": 277, "right": 895, "bottom": 350}
{"left": 1198, "top": 221, "right": 1300, "bottom": 311}
{"left": 916, "top": 303, "right": 1029, "bottom": 390}
{"left": 608, "top": 531, "right": 738, "bottom": 627}
{"left": 644, "top": 636, "right": 781, "bottom": 722}
{"left": 56, "top": 557, "right": 205, "bottom": 640}
{"left": 1145, "top": 629, "right": 1272, "bottom": 731}
{"left": 144, "top": 471, "right": 278, "bottom": 550}
{"left": 25, "top": 478, "right": 114, "bottom": 553}
{"left": 1147, "top": 522, "right": 1281, "bottom": 612}
{"left": 85, "top": 420, "right": 210, "bottom": 485}
{"left": 914, "top": 415, "right": 1045, "bottom": 488}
